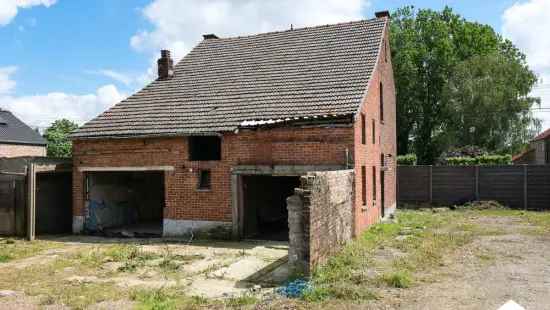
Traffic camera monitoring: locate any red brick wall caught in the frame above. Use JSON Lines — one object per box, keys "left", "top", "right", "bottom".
{"left": 72, "top": 126, "right": 354, "bottom": 222}
{"left": 353, "top": 24, "right": 397, "bottom": 236}
{"left": 0, "top": 144, "right": 46, "bottom": 158}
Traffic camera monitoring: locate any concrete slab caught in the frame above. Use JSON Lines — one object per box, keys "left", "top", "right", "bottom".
{"left": 187, "top": 278, "right": 248, "bottom": 298}
{"left": 209, "top": 256, "right": 268, "bottom": 280}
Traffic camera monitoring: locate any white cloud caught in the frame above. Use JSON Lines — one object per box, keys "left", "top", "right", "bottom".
{"left": 0, "top": 0, "right": 56, "bottom": 26}
{"left": 131, "top": 0, "right": 367, "bottom": 81}
{"left": 0, "top": 84, "right": 125, "bottom": 128}
{"left": 503, "top": 0, "right": 550, "bottom": 131}
{"left": 0, "top": 66, "right": 17, "bottom": 94}
{"left": 88, "top": 69, "right": 134, "bottom": 87}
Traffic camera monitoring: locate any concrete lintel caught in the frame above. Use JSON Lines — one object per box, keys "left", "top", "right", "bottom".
{"left": 34, "top": 164, "right": 72, "bottom": 174}
{"left": 78, "top": 166, "right": 174, "bottom": 172}
{"left": 231, "top": 165, "right": 345, "bottom": 176}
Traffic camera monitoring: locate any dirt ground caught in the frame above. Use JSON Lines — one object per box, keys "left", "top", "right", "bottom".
{"left": 368, "top": 214, "right": 550, "bottom": 310}
{"left": 0, "top": 237, "right": 289, "bottom": 309}
{"left": 0, "top": 209, "right": 549, "bottom": 309}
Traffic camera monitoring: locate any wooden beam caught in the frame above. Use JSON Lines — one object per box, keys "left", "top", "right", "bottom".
{"left": 26, "top": 162, "right": 36, "bottom": 241}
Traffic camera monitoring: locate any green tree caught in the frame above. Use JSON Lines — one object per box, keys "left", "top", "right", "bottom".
{"left": 44, "top": 119, "right": 79, "bottom": 158}
{"left": 442, "top": 54, "right": 540, "bottom": 154}
{"left": 390, "top": 6, "right": 539, "bottom": 163}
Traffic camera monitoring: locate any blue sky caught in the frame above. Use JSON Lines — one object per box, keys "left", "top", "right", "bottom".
{"left": 0, "top": 0, "right": 548, "bottom": 130}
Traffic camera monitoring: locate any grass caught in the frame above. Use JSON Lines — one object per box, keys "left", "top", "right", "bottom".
{"left": 0, "top": 257, "right": 127, "bottom": 310}
{"left": 131, "top": 289, "right": 188, "bottom": 310}
{"left": 379, "top": 271, "right": 412, "bottom": 288}
{"left": 2, "top": 205, "right": 550, "bottom": 309}
{"left": 130, "top": 288, "right": 258, "bottom": 310}
{"left": 305, "top": 208, "right": 505, "bottom": 303}
{"left": 0, "top": 238, "right": 62, "bottom": 263}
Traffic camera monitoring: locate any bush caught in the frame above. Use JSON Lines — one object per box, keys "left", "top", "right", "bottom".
{"left": 444, "top": 154, "right": 511, "bottom": 166}
{"left": 397, "top": 154, "right": 417, "bottom": 165}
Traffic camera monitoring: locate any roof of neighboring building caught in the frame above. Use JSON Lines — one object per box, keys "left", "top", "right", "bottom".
{"left": 533, "top": 127, "right": 550, "bottom": 142}
{"left": 0, "top": 110, "right": 47, "bottom": 146}
{"left": 512, "top": 148, "right": 534, "bottom": 162}
{"left": 72, "top": 17, "right": 388, "bottom": 139}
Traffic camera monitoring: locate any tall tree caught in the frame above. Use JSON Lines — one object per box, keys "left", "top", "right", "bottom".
{"left": 44, "top": 119, "right": 79, "bottom": 158}
{"left": 442, "top": 54, "right": 540, "bottom": 154}
{"left": 390, "top": 6, "right": 539, "bottom": 163}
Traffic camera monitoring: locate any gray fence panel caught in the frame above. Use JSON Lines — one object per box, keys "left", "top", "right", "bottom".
{"left": 478, "top": 166, "right": 524, "bottom": 208}
{"left": 397, "top": 166, "right": 430, "bottom": 202}
{"left": 398, "top": 165, "right": 550, "bottom": 210}
{"left": 432, "top": 166, "right": 476, "bottom": 205}
{"left": 526, "top": 165, "right": 550, "bottom": 210}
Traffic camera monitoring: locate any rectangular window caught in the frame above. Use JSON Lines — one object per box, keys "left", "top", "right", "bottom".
{"left": 372, "top": 166, "right": 377, "bottom": 201}
{"left": 372, "top": 119, "right": 376, "bottom": 144}
{"left": 361, "top": 166, "right": 366, "bottom": 206}
{"left": 380, "top": 82, "right": 384, "bottom": 122}
{"left": 361, "top": 113, "right": 366, "bottom": 144}
{"left": 189, "top": 136, "right": 221, "bottom": 161}
{"left": 198, "top": 170, "right": 211, "bottom": 190}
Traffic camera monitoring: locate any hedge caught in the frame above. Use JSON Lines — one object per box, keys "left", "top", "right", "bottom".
{"left": 397, "top": 154, "right": 417, "bottom": 165}
{"left": 445, "top": 154, "right": 512, "bottom": 166}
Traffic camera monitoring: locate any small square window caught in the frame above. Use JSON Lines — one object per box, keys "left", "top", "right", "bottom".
{"left": 198, "top": 170, "right": 211, "bottom": 190}
{"left": 189, "top": 136, "right": 221, "bottom": 161}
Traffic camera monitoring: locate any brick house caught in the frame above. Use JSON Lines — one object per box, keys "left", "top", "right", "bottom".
{"left": 0, "top": 109, "right": 46, "bottom": 158}
{"left": 70, "top": 11, "right": 396, "bottom": 239}
{"left": 513, "top": 128, "right": 550, "bottom": 164}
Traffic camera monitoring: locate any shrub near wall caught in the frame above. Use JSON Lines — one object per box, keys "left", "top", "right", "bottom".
{"left": 445, "top": 154, "right": 512, "bottom": 166}
{"left": 397, "top": 154, "right": 417, "bottom": 165}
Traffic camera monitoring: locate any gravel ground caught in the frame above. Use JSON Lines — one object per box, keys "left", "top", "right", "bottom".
{"left": 372, "top": 216, "right": 550, "bottom": 310}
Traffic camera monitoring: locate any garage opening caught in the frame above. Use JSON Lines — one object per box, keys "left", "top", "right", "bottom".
{"left": 36, "top": 172, "right": 72, "bottom": 235}
{"left": 85, "top": 171, "right": 165, "bottom": 237}
{"left": 242, "top": 175, "right": 300, "bottom": 241}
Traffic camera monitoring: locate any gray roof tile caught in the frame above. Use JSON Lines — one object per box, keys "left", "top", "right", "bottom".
{"left": 72, "top": 18, "right": 387, "bottom": 138}
{"left": 0, "top": 110, "right": 47, "bottom": 145}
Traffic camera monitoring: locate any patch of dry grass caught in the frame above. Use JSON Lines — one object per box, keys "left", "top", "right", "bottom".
{"left": 0, "top": 238, "right": 63, "bottom": 263}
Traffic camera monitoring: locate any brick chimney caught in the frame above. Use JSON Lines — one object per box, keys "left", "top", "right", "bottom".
{"left": 157, "top": 50, "right": 174, "bottom": 80}
{"left": 375, "top": 11, "right": 390, "bottom": 18}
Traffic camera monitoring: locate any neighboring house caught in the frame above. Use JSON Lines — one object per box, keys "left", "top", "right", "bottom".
{"left": 70, "top": 11, "right": 397, "bottom": 239}
{"left": 513, "top": 128, "right": 550, "bottom": 164}
{"left": 0, "top": 110, "right": 46, "bottom": 158}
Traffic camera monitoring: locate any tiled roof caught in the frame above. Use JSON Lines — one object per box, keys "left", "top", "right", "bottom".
{"left": 533, "top": 127, "right": 550, "bottom": 142}
{"left": 72, "top": 17, "right": 387, "bottom": 138}
{"left": 0, "top": 110, "right": 46, "bottom": 145}
{"left": 512, "top": 148, "right": 534, "bottom": 162}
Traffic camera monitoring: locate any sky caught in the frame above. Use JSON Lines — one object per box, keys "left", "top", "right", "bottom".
{"left": 0, "top": 0, "right": 549, "bottom": 131}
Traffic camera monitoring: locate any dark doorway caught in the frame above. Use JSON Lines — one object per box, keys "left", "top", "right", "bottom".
{"left": 242, "top": 175, "right": 300, "bottom": 241}
{"left": 36, "top": 172, "right": 72, "bottom": 235}
{"left": 85, "top": 171, "right": 165, "bottom": 237}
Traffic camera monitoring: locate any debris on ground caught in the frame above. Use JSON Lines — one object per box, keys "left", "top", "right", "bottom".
{"left": 276, "top": 279, "right": 311, "bottom": 298}
{"left": 0, "top": 290, "right": 17, "bottom": 298}
{"left": 460, "top": 200, "right": 505, "bottom": 210}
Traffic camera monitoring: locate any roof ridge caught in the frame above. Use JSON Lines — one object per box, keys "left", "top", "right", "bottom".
{"left": 207, "top": 17, "right": 382, "bottom": 41}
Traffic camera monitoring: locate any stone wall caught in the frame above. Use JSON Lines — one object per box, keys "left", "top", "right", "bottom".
{"left": 288, "top": 169, "right": 354, "bottom": 274}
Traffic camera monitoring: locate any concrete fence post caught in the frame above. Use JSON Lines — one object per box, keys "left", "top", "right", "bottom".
{"left": 287, "top": 194, "right": 307, "bottom": 273}
{"left": 475, "top": 166, "right": 480, "bottom": 201}
{"left": 429, "top": 165, "right": 433, "bottom": 204}
{"left": 523, "top": 165, "right": 529, "bottom": 210}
